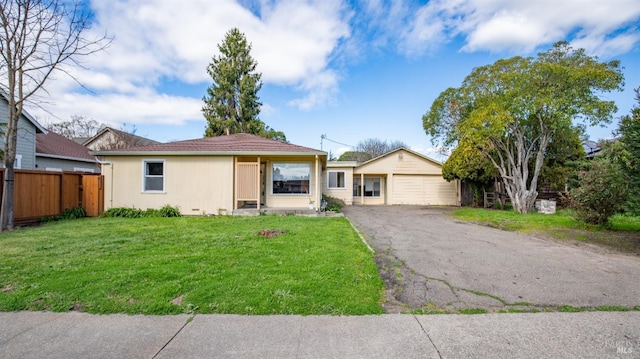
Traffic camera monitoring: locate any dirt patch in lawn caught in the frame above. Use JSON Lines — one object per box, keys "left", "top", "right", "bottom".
{"left": 257, "top": 229, "right": 288, "bottom": 239}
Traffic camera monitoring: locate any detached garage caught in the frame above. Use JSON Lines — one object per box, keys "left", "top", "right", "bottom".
{"left": 324, "top": 148, "right": 460, "bottom": 206}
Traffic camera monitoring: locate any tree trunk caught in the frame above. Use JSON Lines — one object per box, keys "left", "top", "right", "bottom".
{"left": 1, "top": 168, "right": 15, "bottom": 231}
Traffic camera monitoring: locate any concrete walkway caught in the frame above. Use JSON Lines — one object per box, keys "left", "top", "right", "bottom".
{"left": 1, "top": 311, "right": 639, "bottom": 358}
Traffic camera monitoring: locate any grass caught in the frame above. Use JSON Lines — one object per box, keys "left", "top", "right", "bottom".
{"left": 452, "top": 208, "right": 640, "bottom": 254}
{"left": 0, "top": 216, "right": 384, "bottom": 315}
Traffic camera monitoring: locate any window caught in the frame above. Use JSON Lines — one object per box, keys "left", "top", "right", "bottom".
{"left": 73, "top": 167, "right": 95, "bottom": 173}
{"left": 143, "top": 160, "right": 165, "bottom": 192}
{"left": 272, "top": 163, "right": 310, "bottom": 194}
{"left": 327, "top": 171, "right": 346, "bottom": 189}
{"left": 353, "top": 177, "right": 381, "bottom": 197}
{"left": 14, "top": 154, "right": 22, "bottom": 169}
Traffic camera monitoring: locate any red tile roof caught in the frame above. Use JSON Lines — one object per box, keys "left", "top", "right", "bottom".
{"left": 91, "top": 133, "right": 325, "bottom": 155}
{"left": 36, "top": 131, "right": 96, "bottom": 162}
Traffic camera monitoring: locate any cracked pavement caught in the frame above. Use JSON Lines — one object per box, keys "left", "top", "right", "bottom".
{"left": 344, "top": 205, "right": 640, "bottom": 312}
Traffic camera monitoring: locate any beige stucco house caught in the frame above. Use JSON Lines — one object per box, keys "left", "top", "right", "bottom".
{"left": 92, "top": 134, "right": 327, "bottom": 215}
{"left": 93, "top": 135, "right": 460, "bottom": 215}
{"left": 324, "top": 148, "right": 460, "bottom": 206}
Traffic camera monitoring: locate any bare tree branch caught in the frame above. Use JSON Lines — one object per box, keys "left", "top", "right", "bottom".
{"left": 0, "top": 0, "right": 110, "bottom": 231}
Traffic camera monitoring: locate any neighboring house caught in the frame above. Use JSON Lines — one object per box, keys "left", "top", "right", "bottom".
{"left": 325, "top": 148, "right": 460, "bottom": 206}
{"left": 83, "top": 127, "right": 159, "bottom": 151}
{"left": 92, "top": 133, "right": 327, "bottom": 215}
{"left": 36, "top": 131, "right": 99, "bottom": 172}
{"left": 0, "top": 94, "right": 47, "bottom": 170}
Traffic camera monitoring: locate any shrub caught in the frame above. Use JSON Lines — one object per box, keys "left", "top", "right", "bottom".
{"left": 158, "top": 204, "right": 182, "bottom": 217}
{"left": 101, "top": 207, "right": 142, "bottom": 218}
{"left": 102, "top": 205, "right": 181, "bottom": 218}
{"left": 62, "top": 207, "right": 86, "bottom": 220}
{"left": 322, "top": 195, "right": 345, "bottom": 212}
{"left": 566, "top": 160, "right": 627, "bottom": 226}
{"left": 41, "top": 207, "right": 86, "bottom": 223}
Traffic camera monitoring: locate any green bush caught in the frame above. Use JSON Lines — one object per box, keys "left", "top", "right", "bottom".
{"left": 101, "top": 207, "right": 143, "bottom": 218}
{"left": 62, "top": 207, "right": 86, "bottom": 220}
{"left": 567, "top": 160, "right": 627, "bottom": 226}
{"left": 322, "top": 195, "right": 345, "bottom": 212}
{"left": 102, "top": 205, "right": 181, "bottom": 218}
{"left": 159, "top": 204, "right": 182, "bottom": 217}
{"left": 41, "top": 207, "right": 86, "bottom": 223}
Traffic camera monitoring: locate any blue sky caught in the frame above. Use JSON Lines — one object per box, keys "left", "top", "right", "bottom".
{"left": 28, "top": 0, "right": 640, "bottom": 160}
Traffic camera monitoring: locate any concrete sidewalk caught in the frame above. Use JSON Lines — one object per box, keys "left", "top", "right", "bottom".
{"left": 1, "top": 312, "right": 639, "bottom": 358}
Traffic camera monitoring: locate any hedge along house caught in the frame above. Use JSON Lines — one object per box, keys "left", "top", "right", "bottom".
{"left": 324, "top": 148, "right": 460, "bottom": 206}
{"left": 91, "top": 133, "right": 327, "bottom": 215}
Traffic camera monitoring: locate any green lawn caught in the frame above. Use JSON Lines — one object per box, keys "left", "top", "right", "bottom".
{"left": 0, "top": 216, "right": 384, "bottom": 315}
{"left": 453, "top": 208, "right": 640, "bottom": 254}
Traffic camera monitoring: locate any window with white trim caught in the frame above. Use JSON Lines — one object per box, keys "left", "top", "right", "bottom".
{"left": 143, "top": 160, "right": 165, "bottom": 192}
{"left": 14, "top": 154, "right": 22, "bottom": 169}
{"left": 272, "top": 163, "right": 310, "bottom": 194}
{"left": 353, "top": 177, "right": 381, "bottom": 197}
{"left": 327, "top": 171, "right": 346, "bottom": 189}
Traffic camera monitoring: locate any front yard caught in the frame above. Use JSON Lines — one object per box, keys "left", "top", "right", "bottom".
{"left": 0, "top": 216, "right": 384, "bottom": 315}
{"left": 453, "top": 209, "right": 640, "bottom": 255}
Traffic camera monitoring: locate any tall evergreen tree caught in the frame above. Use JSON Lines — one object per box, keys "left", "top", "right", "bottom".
{"left": 202, "top": 28, "right": 285, "bottom": 141}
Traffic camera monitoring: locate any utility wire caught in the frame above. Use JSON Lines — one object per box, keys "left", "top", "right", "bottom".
{"left": 321, "top": 134, "right": 354, "bottom": 149}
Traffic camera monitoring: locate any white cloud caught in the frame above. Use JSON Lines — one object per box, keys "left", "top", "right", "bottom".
{"left": 402, "top": 0, "right": 640, "bottom": 56}
{"left": 29, "top": 91, "right": 202, "bottom": 127}
{"left": 34, "top": 0, "right": 351, "bottom": 127}
{"left": 21, "top": 0, "right": 640, "bottom": 130}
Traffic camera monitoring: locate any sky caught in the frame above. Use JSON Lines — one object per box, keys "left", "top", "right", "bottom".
{"left": 26, "top": 0, "right": 640, "bottom": 161}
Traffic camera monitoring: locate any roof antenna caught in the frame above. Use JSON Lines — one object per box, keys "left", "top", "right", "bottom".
{"left": 321, "top": 134, "right": 326, "bottom": 150}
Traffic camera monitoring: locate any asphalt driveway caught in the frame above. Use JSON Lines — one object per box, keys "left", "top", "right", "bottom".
{"left": 344, "top": 206, "right": 640, "bottom": 312}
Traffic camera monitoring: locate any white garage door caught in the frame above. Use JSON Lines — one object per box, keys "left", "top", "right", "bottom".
{"left": 392, "top": 175, "right": 457, "bottom": 205}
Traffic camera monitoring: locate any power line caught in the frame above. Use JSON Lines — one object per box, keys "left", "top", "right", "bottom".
{"left": 321, "top": 134, "right": 354, "bottom": 150}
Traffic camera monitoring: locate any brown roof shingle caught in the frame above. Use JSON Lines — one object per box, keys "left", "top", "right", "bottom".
{"left": 36, "top": 131, "right": 96, "bottom": 162}
{"left": 92, "top": 133, "right": 324, "bottom": 155}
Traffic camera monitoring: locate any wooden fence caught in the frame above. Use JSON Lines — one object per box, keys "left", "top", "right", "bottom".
{"left": 0, "top": 169, "right": 104, "bottom": 224}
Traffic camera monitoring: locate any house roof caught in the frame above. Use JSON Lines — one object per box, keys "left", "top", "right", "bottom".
{"left": 83, "top": 127, "right": 160, "bottom": 148}
{"left": 91, "top": 133, "right": 326, "bottom": 156}
{"left": 358, "top": 147, "right": 443, "bottom": 167}
{"left": 328, "top": 147, "right": 443, "bottom": 169}
{"left": 0, "top": 90, "right": 47, "bottom": 134}
{"left": 36, "top": 131, "right": 97, "bottom": 163}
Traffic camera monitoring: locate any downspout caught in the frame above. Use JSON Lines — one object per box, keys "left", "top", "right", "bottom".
{"left": 95, "top": 157, "right": 113, "bottom": 209}
{"left": 360, "top": 173, "right": 364, "bottom": 205}
{"left": 257, "top": 156, "right": 261, "bottom": 210}
{"left": 315, "top": 155, "right": 320, "bottom": 211}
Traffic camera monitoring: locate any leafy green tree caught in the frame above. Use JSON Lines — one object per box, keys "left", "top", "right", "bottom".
{"left": 442, "top": 141, "right": 496, "bottom": 206}
{"left": 423, "top": 42, "right": 623, "bottom": 213}
{"left": 613, "top": 87, "right": 640, "bottom": 214}
{"left": 538, "top": 126, "right": 586, "bottom": 191}
{"left": 202, "top": 28, "right": 285, "bottom": 141}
